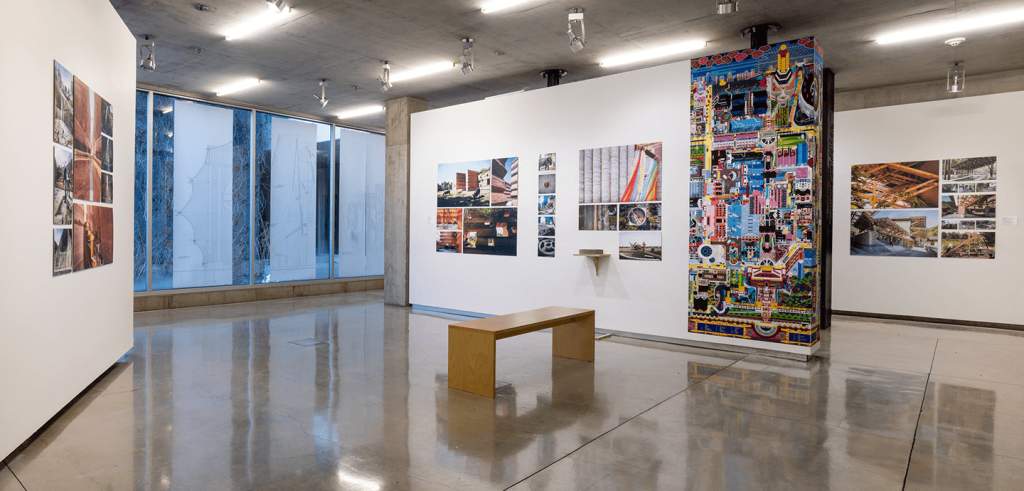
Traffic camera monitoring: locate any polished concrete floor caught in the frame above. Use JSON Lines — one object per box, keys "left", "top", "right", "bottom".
{"left": 3, "top": 291, "right": 1024, "bottom": 490}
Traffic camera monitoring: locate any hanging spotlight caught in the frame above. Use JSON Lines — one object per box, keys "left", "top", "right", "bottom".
{"left": 139, "top": 35, "right": 156, "bottom": 72}
{"left": 945, "top": 38, "right": 966, "bottom": 93}
{"left": 568, "top": 8, "right": 585, "bottom": 52}
{"left": 378, "top": 61, "right": 393, "bottom": 93}
{"left": 717, "top": 0, "right": 737, "bottom": 14}
{"left": 266, "top": 0, "right": 284, "bottom": 12}
{"left": 313, "top": 79, "right": 329, "bottom": 108}
{"left": 460, "top": 38, "right": 475, "bottom": 75}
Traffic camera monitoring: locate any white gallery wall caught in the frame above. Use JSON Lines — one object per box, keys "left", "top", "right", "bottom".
{"left": 0, "top": 0, "right": 136, "bottom": 459}
{"left": 410, "top": 61, "right": 811, "bottom": 357}
{"left": 833, "top": 91, "right": 1023, "bottom": 325}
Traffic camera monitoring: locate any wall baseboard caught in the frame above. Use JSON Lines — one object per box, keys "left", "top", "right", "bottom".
{"left": 134, "top": 278, "right": 384, "bottom": 312}
{"left": 834, "top": 310, "right": 1024, "bottom": 332}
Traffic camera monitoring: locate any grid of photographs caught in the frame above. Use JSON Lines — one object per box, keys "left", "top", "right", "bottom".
{"left": 850, "top": 160, "right": 940, "bottom": 257}
{"left": 939, "top": 157, "right": 997, "bottom": 259}
{"left": 538, "top": 153, "right": 556, "bottom": 257}
{"left": 52, "top": 61, "right": 114, "bottom": 276}
{"left": 436, "top": 158, "right": 519, "bottom": 256}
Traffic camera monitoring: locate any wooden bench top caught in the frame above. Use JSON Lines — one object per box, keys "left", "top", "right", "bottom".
{"left": 450, "top": 306, "right": 595, "bottom": 340}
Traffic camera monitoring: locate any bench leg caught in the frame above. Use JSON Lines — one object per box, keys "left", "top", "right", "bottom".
{"left": 448, "top": 327, "right": 496, "bottom": 398}
{"left": 553, "top": 314, "right": 595, "bottom": 362}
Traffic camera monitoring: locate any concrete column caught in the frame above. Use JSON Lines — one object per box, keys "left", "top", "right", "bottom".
{"left": 384, "top": 97, "right": 428, "bottom": 306}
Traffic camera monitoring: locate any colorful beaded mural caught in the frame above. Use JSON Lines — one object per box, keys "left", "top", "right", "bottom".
{"left": 688, "top": 38, "right": 823, "bottom": 347}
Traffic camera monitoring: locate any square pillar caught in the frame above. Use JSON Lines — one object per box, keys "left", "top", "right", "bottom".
{"left": 384, "top": 97, "right": 428, "bottom": 306}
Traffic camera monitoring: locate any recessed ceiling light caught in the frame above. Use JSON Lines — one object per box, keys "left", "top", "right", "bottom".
{"left": 215, "top": 78, "right": 262, "bottom": 96}
{"left": 876, "top": 7, "right": 1024, "bottom": 44}
{"left": 389, "top": 62, "right": 457, "bottom": 83}
{"left": 599, "top": 40, "right": 707, "bottom": 68}
{"left": 481, "top": 0, "right": 532, "bottom": 14}
{"left": 225, "top": 7, "right": 293, "bottom": 40}
{"left": 337, "top": 106, "right": 384, "bottom": 119}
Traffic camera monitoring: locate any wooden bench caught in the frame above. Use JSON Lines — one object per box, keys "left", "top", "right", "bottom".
{"left": 448, "top": 306, "right": 596, "bottom": 398}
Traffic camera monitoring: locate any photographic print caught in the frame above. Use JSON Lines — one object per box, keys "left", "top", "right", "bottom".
{"left": 941, "top": 183, "right": 957, "bottom": 193}
{"left": 437, "top": 208, "right": 463, "bottom": 231}
{"left": 53, "top": 228, "right": 73, "bottom": 276}
{"left": 100, "top": 97, "right": 113, "bottom": 137}
{"left": 73, "top": 76, "right": 105, "bottom": 202}
{"left": 957, "top": 183, "right": 976, "bottom": 194}
{"left": 437, "top": 160, "right": 491, "bottom": 207}
{"left": 941, "top": 220, "right": 959, "bottom": 231}
{"left": 101, "top": 135, "right": 113, "bottom": 172}
{"left": 942, "top": 156, "right": 996, "bottom": 182}
{"left": 538, "top": 195, "right": 555, "bottom": 216}
{"left": 618, "top": 202, "right": 661, "bottom": 231}
{"left": 539, "top": 153, "right": 556, "bottom": 172}
{"left": 941, "top": 231, "right": 995, "bottom": 259}
{"left": 850, "top": 161, "right": 939, "bottom": 209}
{"left": 490, "top": 157, "right": 519, "bottom": 206}
{"left": 74, "top": 150, "right": 103, "bottom": 202}
{"left": 72, "top": 203, "right": 114, "bottom": 271}
{"left": 579, "top": 142, "right": 662, "bottom": 203}
{"left": 976, "top": 182, "right": 996, "bottom": 193}
{"left": 463, "top": 207, "right": 518, "bottom": 256}
{"left": 942, "top": 194, "right": 996, "bottom": 218}
{"left": 101, "top": 173, "right": 113, "bottom": 204}
{"left": 53, "top": 61, "right": 74, "bottom": 148}
{"left": 538, "top": 216, "right": 555, "bottom": 236}
{"left": 579, "top": 204, "right": 617, "bottom": 231}
{"left": 538, "top": 173, "right": 556, "bottom": 195}
{"left": 619, "top": 231, "right": 662, "bottom": 261}
{"left": 436, "top": 231, "right": 463, "bottom": 253}
{"left": 958, "top": 220, "right": 976, "bottom": 230}
{"left": 850, "top": 210, "right": 939, "bottom": 257}
{"left": 538, "top": 237, "right": 555, "bottom": 258}
{"left": 53, "top": 145, "right": 74, "bottom": 225}
{"left": 977, "top": 220, "right": 996, "bottom": 230}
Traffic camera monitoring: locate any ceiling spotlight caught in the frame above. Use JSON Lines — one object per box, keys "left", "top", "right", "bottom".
{"left": 460, "top": 38, "right": 475, "bottom": 75}
{"left": 568, "top": 8, "right": 586, "bottom": 52}
{"left": 139, "top": 35, "right": 156, "bottom": 72}
{"left": 314, "top": 79, "right": 329, "bottom": 108}
{"left": 945, "top": 37, "right": 966, "bottom": 47}
{"left": 266, "top": 0, "right": 284, "bottom": 12}
{"left": 717, "top": 0, "right": 737, "bottom": 14}
{"left": 948, "top": 61, "right": 965, "bottom": 93}
{"left": 194, "top": 4, "right": 209, "bottom": 11}
{"left": 378, "top": 61, "right": 392, "bottom": 93}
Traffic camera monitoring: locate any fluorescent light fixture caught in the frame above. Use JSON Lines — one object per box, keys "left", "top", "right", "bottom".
{"left": 336, "top": 105, "right": 384, "bottom": 119}
{"left": 876, "top": 7, "right": 1024, "bottom": 44}
{"left": 160, "top": 106, "right": 173, "bottom": 114}
{"left": 599, "top": 40, "right": 707, "bottom": 68}
{"left": 389, "top": 62, "right": 456, "bottom": 83}
{"left": 481, "top": 0, "right": 531, "bottom": 14}
{"left": 215, "top": 78, "right": 261, "bottom": 96}
{"left": 225, "top": 8, "right": 293, "bottom": 40}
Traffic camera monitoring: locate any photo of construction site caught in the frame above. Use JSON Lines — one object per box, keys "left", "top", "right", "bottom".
{"left": 489, "top": 157, "right": 519, "bottom": 206}
{"left": 941, "top": 231, "right": 995, "bottom": 259}
{"left": 436, "top": 208, "right": 463, "bottom": 230}
{"left": 619, "top": 231, "right": 662, "bottom": 261}
{"left": 72, "top": 76, "right": 108, "bottom": 203}
{"left": 851, "top": 161, "right": 939, "bottom": 209}
{"left": 538, "top": 195, "right": 555, "bottom": 216}
{"left": 579, "top": 204, "right": 617, "bottom": 230}
{"left": 977, "top": 182, "right": 996, "bottom": 192}
{"left": 618, "top": 203, "right": 661, "bottom": 231}
{"left": 437, "top": 160, "right": 491, "bottom": 207}
{"left": 72, "top": 203, "right": 114, "bottom": 272}
{"left": 850, "top": 210, "right": 938, "bottom": 257}
{"left": 942, "top": 194, "right": 996, "bottom": 218}
{"left": 53, "top": 228, "right": 72, "bottom": 277}
{"left": 435, "top": 231, "right": 462, "bottom": 253}
{"left": 942, "top": 156, "right": 996, "bottom": 182}
{"left": 463, "top": 207, "right": 517, "bottom": 256}
{"left": 53, "top": 145, "right": 73, "bottom": 225}
{"left": 53, "top": 61, "right": 74, "bottom": 148}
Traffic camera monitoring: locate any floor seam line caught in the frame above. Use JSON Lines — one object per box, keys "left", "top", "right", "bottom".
{"left": 500, "top": 354, "right": 749, "bottom": 491}
{"left": 4, "top": 461, "right": 28, "bottom": 491}
{"left": 902, "top": 340, "right": 938, "bottom": 490}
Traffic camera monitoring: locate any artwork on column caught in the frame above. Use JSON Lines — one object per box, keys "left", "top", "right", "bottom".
{"left": 688, "top": 38, "right": 823, "bottom": 348}
{"left": 849, "top": 210, "right": 938, "bottom": 257}
{"left": 938, "top": 156, "right": 997, "bottom": 259}
{"left": 850, "top": 161, "right": 939, "bottom": 209}
{"left": 619, "top": 231, "right": 661, "bottom": 261}
{"left": 436, "top": 158, "right": 519, "bottom": 256}
{"left": 54, "top": 61, "right": 113, "bottom": 277}
{"left": 578, "top": 143, "right": 662, "bottom": 204}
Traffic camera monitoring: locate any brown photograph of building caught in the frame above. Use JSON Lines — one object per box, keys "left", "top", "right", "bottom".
{"left": 73, "top": 203, "right": 114, "bottom": 272}
{"left": 851, "top": 161, "right": 939, "bottom": 209}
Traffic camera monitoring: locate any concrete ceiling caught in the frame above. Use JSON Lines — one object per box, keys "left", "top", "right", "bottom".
{"left": 113, "top": 0, "right": 1024, "bottom": 128}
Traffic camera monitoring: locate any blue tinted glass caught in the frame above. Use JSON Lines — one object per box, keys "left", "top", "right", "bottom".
{"left": 133, "top": 91, "right": 148, "bottom": 291}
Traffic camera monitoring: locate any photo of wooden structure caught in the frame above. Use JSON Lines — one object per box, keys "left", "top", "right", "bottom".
{"left": 851, "top": 161, "right": 939, "bottom": 209}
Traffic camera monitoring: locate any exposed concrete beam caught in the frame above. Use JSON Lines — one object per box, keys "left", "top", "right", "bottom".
{"left": 384, "top": 97, "right": 429, "bottom": 306}
{"left": 836, "top": 68, "right": 1024, "bottom": 112}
